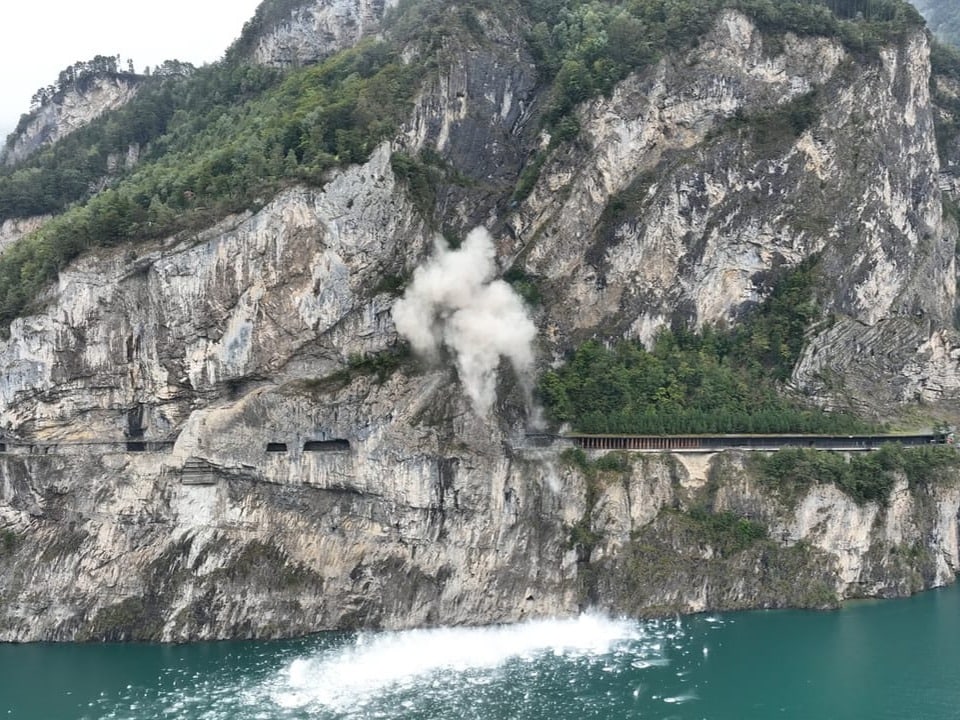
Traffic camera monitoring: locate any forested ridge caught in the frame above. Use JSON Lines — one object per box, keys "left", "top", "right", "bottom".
{"left": 0, "top": 0, "right": 940, "bottom": 436}
{"left": 0, "top": 42, "right": 418, "bottom": 331}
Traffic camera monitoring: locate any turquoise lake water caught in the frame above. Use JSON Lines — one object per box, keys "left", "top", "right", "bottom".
{"left": 3, "top": 583, "right": 960, "bottom": 719}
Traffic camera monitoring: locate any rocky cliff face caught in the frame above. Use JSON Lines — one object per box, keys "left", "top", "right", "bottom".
{"left": 1, "top": 6, "right": 960, "bottom": 641}
{"left": 507, "top": 13, "right": 959, "bottom": 415}
{"left": 593, "top": 453, "right": 960, "bottom": 613}
{"left": 0, "top": 215, "right": 50, "bottom": 255}
{"left": 1, "top": 75, "right": 142, "bottom": 167}
{"left": 3, "top": 418, "right": 959, "bottom": 640}
{"left": 251, "top": 0, "right": 398, "bottom": 67}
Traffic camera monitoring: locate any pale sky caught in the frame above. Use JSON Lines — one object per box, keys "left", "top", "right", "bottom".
{"left": 0, "top": 0, "right": 265, "bottom": 140}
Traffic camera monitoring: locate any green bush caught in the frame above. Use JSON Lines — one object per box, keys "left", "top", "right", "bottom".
{"left": 538, "top": 259, "right": 871, "bottom": 434}
{"left": 755, "top": 444, "right": 960, "bottom": 505}
{"left": 391, "top": 152, "right": 439, "bottom": 217}
{"left": 512, "top": 150, "right": 547, "bottom": 202}
{"left": 593, "top": 451, "right": 631, "bottom": 473}
{"left": 684, "top": 508, "right": 768, "bottom": 555}
{"left": 0, "top": 40, "right": 421, "bottom": 333}
{"left": 503, "top": 266, "right": 543, "bottom": 307}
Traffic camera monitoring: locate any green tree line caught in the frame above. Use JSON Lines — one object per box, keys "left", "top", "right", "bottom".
{"left": 755, "top": 443, "right": 960, "bottom": 505}
{"left": 0, "top": 0, "right": 932, "bottom": 333}
{"left": 0, "top": 40, "right": 420, "bottom": 333}
{"left": 538, "top": 259, "right": 872, "bottom": 434}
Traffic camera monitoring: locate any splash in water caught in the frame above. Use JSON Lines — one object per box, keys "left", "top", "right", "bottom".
{"left": 87, "top": 613, "right": 716, "bottom": 720}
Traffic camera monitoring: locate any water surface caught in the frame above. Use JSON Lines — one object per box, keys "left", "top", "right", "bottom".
{"left": 3, "top": 584, "right": 960, "bottom": 719}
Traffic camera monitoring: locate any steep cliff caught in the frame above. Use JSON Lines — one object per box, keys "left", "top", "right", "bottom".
{"left": 2, "top": 74, "right": 143, "bottom": 167}
{"left": 233, "top": 0, "right": 398, "bottom": 67}
{"left": 508, "top": 14, "right": 959, "bottom": 416}
{"left": 591, "top": 450, "right": 960, "bottom": 613}
{"left": 1, "top": 0, "right": 960, "bottom": 641}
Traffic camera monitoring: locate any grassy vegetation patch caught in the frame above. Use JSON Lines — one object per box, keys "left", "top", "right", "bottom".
{"left": 390, "top": 148, "right": 472, "bottom": 223}
{"left": 721, "top": 90, "right": 821, "bottom": 156}
{"left": 539, "top": 259, "right": 871, "bottom": 434}
{"left": 681, "top": 508, "right": 768, "bottom": 556}
{"left": 0, "top": 530, "right": 18, "bottom": 558}
{"left": 390, "top": 152, "right": 442, "bottom": 219}
{"left": 503, "top": 265, "right": 543, "bottom": 307}
{"left": 754, "top": 444, "right": 960, "bottom": 506}
{"left": 292, "top": 346, "right": 414, "bottom": 396}
{"left": 612, "top": 515, "right": 840, "bottom": 614}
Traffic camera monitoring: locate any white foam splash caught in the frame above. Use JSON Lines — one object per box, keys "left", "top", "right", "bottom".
{"left": 269, "top": 614, "right": 641, "bottom": 713}
{"left": 89, "top": 612, "right": 705, "bottom": 720}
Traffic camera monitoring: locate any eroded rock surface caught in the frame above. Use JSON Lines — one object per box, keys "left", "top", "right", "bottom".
{"left": 2, "top": 75, "right": 142, "bottom": 167}
{"left": 2, "top": 10, "right": 960, "bottom": 640}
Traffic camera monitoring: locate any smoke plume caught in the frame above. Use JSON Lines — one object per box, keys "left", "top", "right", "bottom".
{"left": 392, "top": 227, "right": 537, "bottom": 416}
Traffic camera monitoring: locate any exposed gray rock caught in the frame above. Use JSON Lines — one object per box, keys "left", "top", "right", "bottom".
{"left": 0, "top": 215, "right": 50, "bottom": 255}
{"left": 2, "top": 75, "right": 142, "bottom": 167}
{"left": 4, "top": 434, "right": 959, "bottom": 640}
{"left": 252, "top": 0, "right": 398, "bottom": 68}
{"left": 401, "top": 9, "right": 540, "bottom": 229}
{"left": 504, "top": 12, "right": 960, "bottom": 411}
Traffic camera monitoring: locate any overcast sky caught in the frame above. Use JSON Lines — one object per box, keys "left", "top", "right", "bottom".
{"left": 0, "top": 0, "right": 265, "bottom": 139}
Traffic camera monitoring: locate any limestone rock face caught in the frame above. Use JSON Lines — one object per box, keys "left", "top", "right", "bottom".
{"left": 791, "top": 319, "right": 960, "bottom": 413}
{"left": 251, "top": 0, "right": 398, "bottom": 68}
{"left": 2, "top": 75, "right": 142, "bottom": 166}
{"left": 590, "top": 453, "right": 960, "bottom": 614}
{"left": 400, "top": 11, "right": 540, "bottom": 227}
{"left": 514, "top": 12, "right": 848, "bottom": 339}
{"left": 2, "top": 9, "right": 960, "bottom": 640}
{"left": 0, "top": 137, "right": 579, "bottom": 641}
{"left": 508, "top": 13, "right": 960, "bottom": 411}
{"left": 0, "top": 144, "right": 422, "bottom": 437}
{"left": 0, "top": 215, "right": 50, "bottom": 255}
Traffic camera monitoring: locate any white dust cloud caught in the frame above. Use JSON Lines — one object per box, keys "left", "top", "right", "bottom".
{"left": 392, "top": 227, "right": 537, "bottom": 415}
